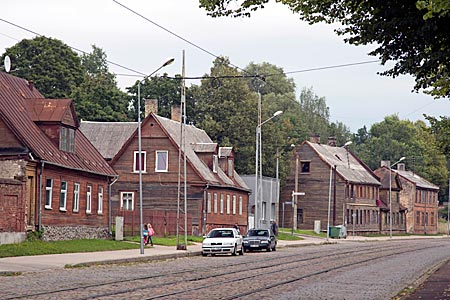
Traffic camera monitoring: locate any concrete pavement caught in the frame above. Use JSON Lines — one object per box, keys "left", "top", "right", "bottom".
{"left": 0, "top": 234, "right": 447, "bottom": 274}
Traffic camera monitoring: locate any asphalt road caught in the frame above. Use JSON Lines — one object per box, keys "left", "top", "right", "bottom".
{"left": 1, "top": 239, "right": 449, "bottom": 300}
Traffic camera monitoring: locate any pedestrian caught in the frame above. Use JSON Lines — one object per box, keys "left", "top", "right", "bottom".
{"left": 143, "top": 223, "right": 149, "bottom": 245}
{"left": 147, "top": 223, "right": 155, "bottom": 246}
{"left": 233, "top": 223, "right": 240, "bottom": 234}
{"left": 270, "top": 220, "right": 279, "bottom": 236}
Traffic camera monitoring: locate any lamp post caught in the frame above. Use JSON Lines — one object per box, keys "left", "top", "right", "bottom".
{"left": 137, "top": 58, "right": 174, "bottom": 254}
{"left": 389, "top": 156, "right": 405, "bottom": 240}
{"left": 254, "top": 108, "right": 283, "bottom": 228}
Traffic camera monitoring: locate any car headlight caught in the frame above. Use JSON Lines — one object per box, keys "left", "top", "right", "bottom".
{"left": 243, "top": 241, "right": 249, "bottom": 244}
{"left": 261, "top": 240, "right": 268, "bottom": 244}
{"left": 203, "top": 242, "right": 210, "bottom": 246}
{"left": 223, "top": 242, "right": 233, "bottom": 246}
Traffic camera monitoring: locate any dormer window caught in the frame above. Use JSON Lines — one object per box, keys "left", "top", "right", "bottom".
{"left": 60, "top": 127, "right": 75, "bottom": 152}
{"left": 213, "top": 155, "right": 219, "bottom": 173}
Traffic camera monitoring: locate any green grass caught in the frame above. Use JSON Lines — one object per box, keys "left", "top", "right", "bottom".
{"left": 277, "top": 232, "right": 304, "bottom": 240}
{"left": 279, "top": 228, "right": 327, "bottom": 238}
{"left": 0, "top": 239, "right": 140, "bottom": 258}
{"left": 124, "top": 235, "right": 204, "bottom": 246}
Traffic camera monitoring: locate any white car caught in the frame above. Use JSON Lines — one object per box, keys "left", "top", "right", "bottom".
{"left": 202, "top": 228, "right": 244, "bottom": 256}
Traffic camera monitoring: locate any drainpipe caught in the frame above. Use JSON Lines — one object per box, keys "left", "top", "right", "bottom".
{"left": 203, "top": 184, "right": 209, "bottom": 236}
{"left": 38, "top": 161, "right": 45, "bottom": 231}
{"left": 108, "top": 175, "right": 119, "bottom": 235}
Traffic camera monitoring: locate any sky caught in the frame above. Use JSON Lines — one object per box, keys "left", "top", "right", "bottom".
{"left": 1, "top": 0, "right": 448, "bottom": 132}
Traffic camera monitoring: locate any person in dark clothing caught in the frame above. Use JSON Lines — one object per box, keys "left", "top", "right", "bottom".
{"left": 270, "top": 220, "right": 279, "bottom": 236}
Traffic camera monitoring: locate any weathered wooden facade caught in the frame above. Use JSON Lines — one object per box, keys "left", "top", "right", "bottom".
{"left": 280, "top": 136, "right": 382, "bottom": 234}
{"left": 373, "top": 164, "right": 407, "bottom": 234}
{"left": 81, "top": 100, "right": 250, "bottom": 237}
{"left": 0, "top": 72, "right": 116, "bottom": 244}
{"left": 390, "top": 163, "right": 439, "bottom": 234}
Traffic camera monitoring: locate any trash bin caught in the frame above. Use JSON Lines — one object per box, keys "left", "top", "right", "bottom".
{"left": 337, "top": 225, "right": 347, "bottom": 239}
{"left": 329, "top": 226, "right": 340, "bottom": 238}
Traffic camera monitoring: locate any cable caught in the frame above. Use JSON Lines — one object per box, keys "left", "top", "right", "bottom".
{"left": 0, "top": 18, "right": 147, "bottom": 76}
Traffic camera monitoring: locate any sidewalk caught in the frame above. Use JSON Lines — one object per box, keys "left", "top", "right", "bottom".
{"left": 0, "top": 235, "right": 447, "bottom": 274}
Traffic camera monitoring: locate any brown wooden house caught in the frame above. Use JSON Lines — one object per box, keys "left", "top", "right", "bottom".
{"left": 373, "top": 163, "right": 408, "bottom": 234}
{"left": 280, "top": 136, "right": 382, "bottom": 234}
{"left": 380, "top": 163, "right": 439, "bottom": 234}
{"left": 0, "top": 72, "right": 116, "bottom": 244}
{"left": 80, "top": 100, "right": 250, "bottom": 237}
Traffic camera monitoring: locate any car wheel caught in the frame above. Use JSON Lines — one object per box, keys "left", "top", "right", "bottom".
{"left": 201, "top": 252, "right": 207, "bottom": 257}
{"left": 239, "top": 245, "right": 244, "bottom": 255}
{"left": 232, "top": 245, "right": 237, "bottom": 256}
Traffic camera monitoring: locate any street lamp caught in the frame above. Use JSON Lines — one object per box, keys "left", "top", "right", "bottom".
{"left": 254, "top": 109, "right": 283, "bottom": 228}
{"left": 389, "top": 156, "right": 405, "bottom": 240}
{"left": 137, "top": 58, "right": 174, "bottom": 254}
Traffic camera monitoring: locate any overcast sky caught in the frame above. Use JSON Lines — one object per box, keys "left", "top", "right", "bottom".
{"left": 1, "top": 0, "right": 448, "bottom": 132}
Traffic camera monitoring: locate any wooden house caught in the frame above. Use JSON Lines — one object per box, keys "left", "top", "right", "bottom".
{"left": 280, "top": 136, "right": 382, "bottom": 234}
{"left": 0, "top": 72, "right": 116, "bottom": 244}
{"left": 80, "top": 100, "right": 250, "bottom": 237}
{"left": 373, "top": 164, "right": 408, "bottom": 234}
{"left": 382, "top": 163, "right": 439, "bottom": 234}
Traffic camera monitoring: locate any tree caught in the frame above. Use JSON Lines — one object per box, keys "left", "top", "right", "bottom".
{"left": 1, "top": 36, "right": 83, "bottom": 98}
{"left": 199, "top": 0, "right": 450, "bottom": 98}
{"left": 71, "top": 45, "right": 130, "bottom": 121}
{"left": 353, "top": 115, "right": 448, "bottom": 201}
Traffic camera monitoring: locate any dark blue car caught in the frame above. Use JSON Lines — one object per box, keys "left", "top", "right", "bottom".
{"left": 243, "top": 228, "right": 277, "bottom": 252}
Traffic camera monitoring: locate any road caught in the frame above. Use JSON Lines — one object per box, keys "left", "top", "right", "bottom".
{"left": 1, "top": 239, "right": 449, "bottom": 300}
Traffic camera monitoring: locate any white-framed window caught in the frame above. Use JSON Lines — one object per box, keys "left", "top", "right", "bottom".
{"left": 59, "top": 181, "right": 67, "bottom": 211}
{"left": 207, "top": 192, "right": 212, "bottom": 213}
{"left": 156, "top": 150, "right": 168, "bottom": 172}
{"left": 220, "top": 194, "right": 224, "bottom": 214}
{"left": 232, "top": 195, "right": 237, "bottom": 215}
{"left": 226, "top": 195, "right": 231, "bottom": 214}
{"left": 133, "top": 151, "right": 146, "bottom": 172}
{"left": 98, "top": 186, "right": 103, "bottom": 214}
{"left": 213, "top": 193, "right": 218, "bottom": 213}
{"left": 121, "top": 192, "right": 134, "bottom": 211}
{"left": 239, "top": 196, "right": 243, "bottom": 215}
{"left": 45, "top": 178, "right": 53, "bottom": 209}
{"left": 73, "top": 183, "right": 80, "bottom": 212}
{"left": 86, "top": 185, "right": 92, "bottom": 213}
{"left": 213, "top": 155, "right": 218, "bottom": 173}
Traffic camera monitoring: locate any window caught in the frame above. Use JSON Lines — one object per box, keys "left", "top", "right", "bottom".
{"left": 98, "top": 186, "right": 103, "bottom": 214}
{"left": 73, "top": 183, "right": 80, "bottom": 212}
{"left": 59, "top": 181, "right": 67, "bottom": 211}
{"left": 45, "top": 178, "right": 53, "bottom": 209}
{"left": 133, "top": 151, "right": 146, "bottom": 172}
{"left": 86, "top": 185, "right": 92, "bottom": 213}
{"left": 213, "top": 193, "right": 218, "bottom": 213}
{"left": 213, "top": 155, "right": 219, "bottom": 173}
{"left": 121, "top": 192, "right": 134, "bottom": 210}
{"left": 416, "top": 211, "right": 421, "bottom": 224}
{"left": 226, "top": 195, "right": 231, "bottom": 214}
{"left": 300, "top": 161, "right": 310, "bottom": 173}
{"left": 239, "top": 196, "right": 243, "bottom": 215}
{"left": 60, "top": 127, "right": 75, "bottom": 152}
{"left": 232, "top": 195, "right": 236, "bottom": 214}
{"left": 207, "top": 192, "right": 212, "bottom": 213}
{"left": 228, "top": 159, "right": 233, "bottom": 177}
{"left": 156, "top": 150, "right": 168, "bottom": 172}
{"left": 220, "top": 194, "right": 224, "bottom": 214}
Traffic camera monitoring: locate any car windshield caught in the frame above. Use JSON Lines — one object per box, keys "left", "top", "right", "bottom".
{"left": 207, "top": 229, "right": 234, "bottom": 238}
{"left": 247, "top": 230, "right": 269, "bottom": 237}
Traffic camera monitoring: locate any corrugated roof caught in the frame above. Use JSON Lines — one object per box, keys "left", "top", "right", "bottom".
{"left": 0, "top": 72, "right": 116, "bottom": 177}
{"left": 80, "top": 121, "right": 137, "bottom": 160}
{"left": 394, "top": 169, "right": 439, "bottom": 190}
{"left": 305, "top": 141, "right": 380, "bottom": 185}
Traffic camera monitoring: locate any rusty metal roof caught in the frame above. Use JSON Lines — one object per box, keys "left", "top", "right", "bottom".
{"left": 25, "top": 98, "right": 79, "bottom": 127}
{"left": 0, "top": 72, "right": 116, "bottom": 177}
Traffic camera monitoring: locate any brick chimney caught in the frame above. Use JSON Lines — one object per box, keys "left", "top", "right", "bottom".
{"left": 171, "top": 105, "right": 181, "bottom": 122}
{"left": 381, "top": 160, "right": 390, "bottom": 168}
{"left": 144, "top": 99, "right": 158, "bottom": 117}
{"left": 310, "top": 134, "right": 320, "bottom": 144}
{"left": 327, "top": 136, "right": 337, "bottom": 147}
{"left": 397, "top": 163, "right": 405, "bottom": 171}
{"left": 27, "top": 80, "right": 34, "bottom": 91}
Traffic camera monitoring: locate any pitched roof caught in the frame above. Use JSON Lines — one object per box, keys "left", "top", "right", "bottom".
{"left": 79, "top": 121, "right": 138, "bottom": 160}
{"left": 393, "top": 169, "right": 439, "bottom": 190}
{"left": 0, "top": 72, "right": 116, "bottom": 177}
{"left": 25, "top": 98, "right": 79, "bottom": 127}
{"left": 304, "top": 140, "right": 380, "bottom": 185}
